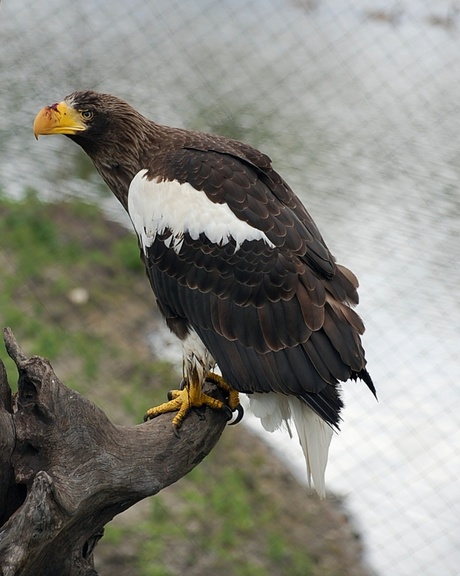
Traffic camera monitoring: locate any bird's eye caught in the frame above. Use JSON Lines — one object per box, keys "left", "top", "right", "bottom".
{"left": 81, "top": 110, "right": 93, "bottom": 120}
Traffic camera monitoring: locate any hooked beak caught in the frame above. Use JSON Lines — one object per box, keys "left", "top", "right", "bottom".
{"left": 33, "top": 101, "right": 87, "bottom": 139}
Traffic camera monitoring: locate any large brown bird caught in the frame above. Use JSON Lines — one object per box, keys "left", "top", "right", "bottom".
{"left": 34, "top": 91, "right": 376, "bottom": 496}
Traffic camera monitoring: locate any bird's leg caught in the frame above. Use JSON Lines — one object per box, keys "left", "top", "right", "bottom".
{"left": 205, "top": 372, "right": 243, "bottom": 424}
{"left": 143, "top": 368, "right": 241, "bottom": 431}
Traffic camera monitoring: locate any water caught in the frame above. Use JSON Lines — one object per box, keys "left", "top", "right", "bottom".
{"left": 1, "top": 1, "right": 460, "bottom": 574}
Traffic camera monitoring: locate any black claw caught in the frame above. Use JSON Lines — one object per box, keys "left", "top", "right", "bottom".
{"left": 221, "top": 404, "right": 234, "bottom": 422}
{"left": 167, "top": 390, "right": 174, "bottom": 401}
{"left": 228, "top": 404, "right": 244, "bottom": 426}
{"left": 173, "top": 424, "right": 181, "bottom": 439}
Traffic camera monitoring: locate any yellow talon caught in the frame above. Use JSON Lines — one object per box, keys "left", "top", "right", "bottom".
{"left": 143, "top": 372, "right": 243, "bottom": 429}
{"left": 144, "top": 378, "right": 226, "bottom": 428}
{"left": 206, "top": 373, "right": 240, "bottom": 411}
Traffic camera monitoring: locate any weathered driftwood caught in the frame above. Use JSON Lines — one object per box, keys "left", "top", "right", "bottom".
{"left": 0, "top": 328, "right": 228, "bottom": 576}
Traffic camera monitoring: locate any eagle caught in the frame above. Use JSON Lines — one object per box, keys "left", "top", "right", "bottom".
{"left": 34, "top": 91, "right": 376, "bottom": 497}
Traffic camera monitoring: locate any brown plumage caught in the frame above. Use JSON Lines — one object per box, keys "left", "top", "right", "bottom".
{"left": 34, "top": 91, "right": 376, "bottom": 496}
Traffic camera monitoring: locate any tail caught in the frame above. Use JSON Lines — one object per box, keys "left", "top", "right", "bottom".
{"left": 249, "top": 393, "right": 333, "bottom": 498}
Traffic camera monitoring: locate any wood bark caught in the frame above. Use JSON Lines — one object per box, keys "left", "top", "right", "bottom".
{"left": 0, "top": 328, "right": 228, "bottom": 576}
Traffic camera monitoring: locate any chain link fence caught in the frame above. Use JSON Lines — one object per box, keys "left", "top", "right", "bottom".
{"left": 1, "top": 1, "right": 460, "bottom": 575}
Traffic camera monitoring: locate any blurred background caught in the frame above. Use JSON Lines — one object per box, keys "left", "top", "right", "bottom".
{"left": 1, "top": 1, "right": 460, "bottom": 575}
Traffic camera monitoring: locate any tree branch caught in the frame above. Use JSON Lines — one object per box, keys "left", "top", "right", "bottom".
{"left": 0, "top": 328, "right": 228, "bottom": 576}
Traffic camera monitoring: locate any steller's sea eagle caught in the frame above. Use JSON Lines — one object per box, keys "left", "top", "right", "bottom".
{"left": 34, "top": 91, "right": 376, "bottom": 497}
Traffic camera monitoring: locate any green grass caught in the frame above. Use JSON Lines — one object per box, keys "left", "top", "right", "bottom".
{"left": 0, "top": 189, "right": 149, "bottom": 394}
{"left": 131, "top": 446, "right": 315, "bottom": 576}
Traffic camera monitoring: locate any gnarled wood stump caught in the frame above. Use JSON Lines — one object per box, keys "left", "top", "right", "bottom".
{"left": 0, "top": 328, "right": 228, "bottom": 576}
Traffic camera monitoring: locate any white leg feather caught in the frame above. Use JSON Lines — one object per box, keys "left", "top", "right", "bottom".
{"left": 248, "top": 393, "right": 291, "bottom": 435}
{"left": 249, "top": 393, "right": 333, "bottom": 498}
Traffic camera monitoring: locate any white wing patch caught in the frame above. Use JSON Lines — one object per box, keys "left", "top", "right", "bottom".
{"left": 127, "top": 169, "right": 275, "bottom": 253}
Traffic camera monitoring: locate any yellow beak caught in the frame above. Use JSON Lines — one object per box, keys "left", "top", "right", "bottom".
{"left": 33, "top": 101, "right": 87, "bottom": 139}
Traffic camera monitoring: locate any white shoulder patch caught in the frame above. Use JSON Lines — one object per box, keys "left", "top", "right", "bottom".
{"left": 127, "top": 170, "right": 275, "bottom": 253}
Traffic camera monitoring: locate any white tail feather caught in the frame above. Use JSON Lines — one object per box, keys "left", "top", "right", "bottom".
{"left": 288, "top": 397, "right": 333, "bottom": 498}
{"left": 249, "top": 393, "right": 333, "bottom": 498}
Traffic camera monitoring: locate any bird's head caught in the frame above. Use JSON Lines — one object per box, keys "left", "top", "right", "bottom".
{"left": 33, "top": 91, "right": 157, "bottom": 208}
{"left": 33, "top": 91, "right": 148, "bottom": 152}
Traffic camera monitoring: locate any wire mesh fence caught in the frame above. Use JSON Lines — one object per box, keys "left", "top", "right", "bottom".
{"left": 1, "top": 1, "right": 460, "bottom": 575}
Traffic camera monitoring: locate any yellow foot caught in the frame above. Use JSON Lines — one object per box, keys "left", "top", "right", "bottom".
{"left": 143, "top": 382, "right": 228, "bottom": 430}
{"left": 206, "top": 373, "right": 241, "bottom": 413}
{"left": 143, "top": 373, "right": 244, "bottom": 430}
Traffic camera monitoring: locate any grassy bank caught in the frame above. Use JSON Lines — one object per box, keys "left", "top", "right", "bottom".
{"left": 0, "top": 191, "right": 370, "bottom": 576}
